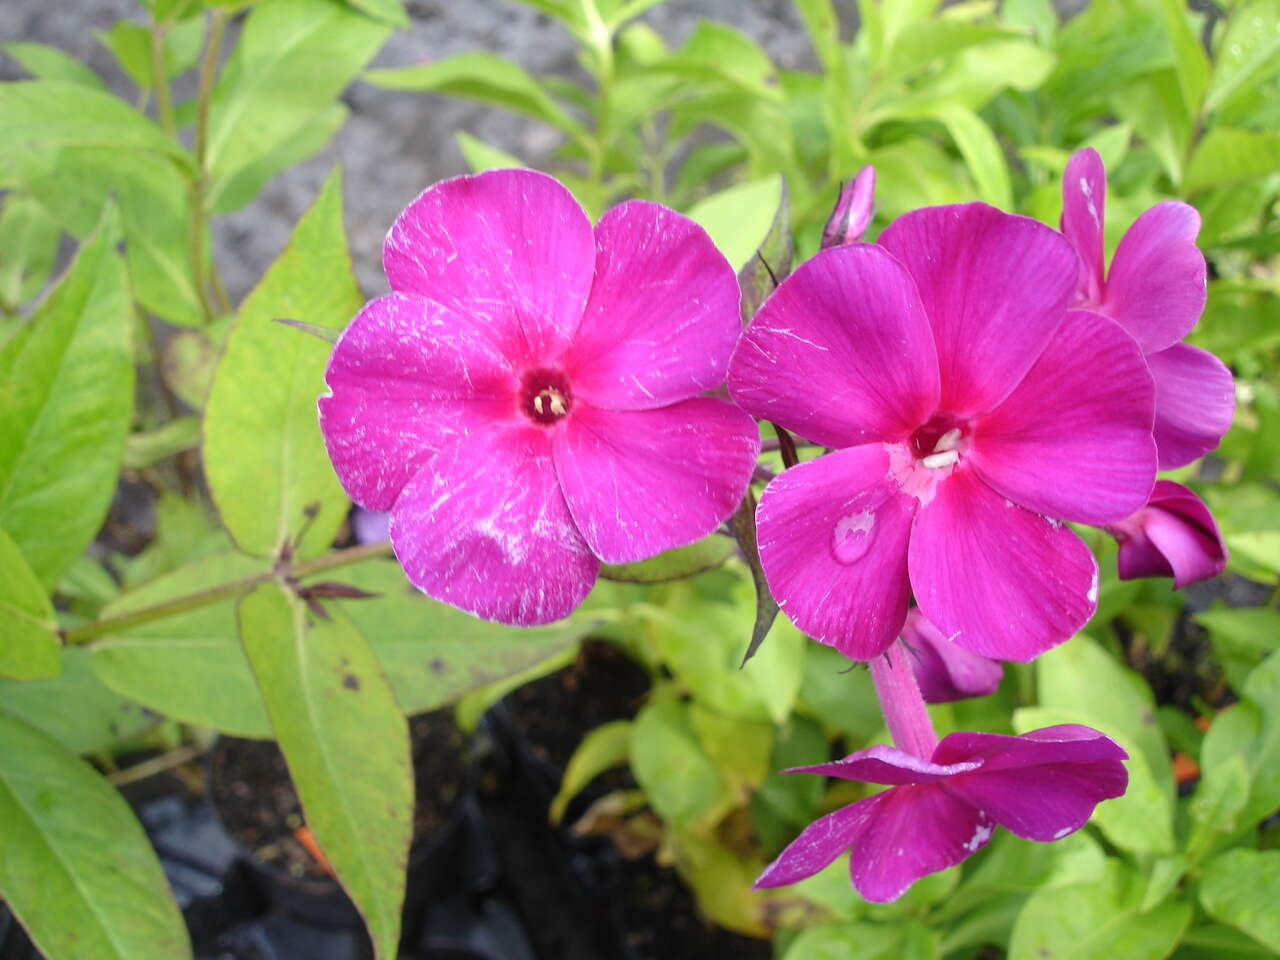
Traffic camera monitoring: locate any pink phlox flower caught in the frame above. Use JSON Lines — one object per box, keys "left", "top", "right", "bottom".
{"left": 901, "top": 609, "right": 1003, "bottom": 704}
{"left": 728, "top": 202, "right": 1157, "bottom": 662}
{"left": 1108, "top": 479, "right": 1228, "bottom": 588}
{"left": 319, "top": 169, "right": 760, "bottom": 626}
{"left": 753, "top": 725, "right": 1128, "bottom": 903}
{"left": 1062, "top": 148, "right": 1235, "bottom": 469}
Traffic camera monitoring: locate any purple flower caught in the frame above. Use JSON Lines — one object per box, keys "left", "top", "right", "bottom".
{"left": 901, "top": 609, "right": 1003, "bottom": 704}
{"left": 319, "top": 169, "right": 760, "bottom": 626}
{"left": 821, "top": 166, "right": 876, "bottom": 249}
{"left": 1108, "top": 480, "right": 1228, "bottom": 588}
{"left": 728, "top": 203, "right": 1157, "bottom": 662}
{"left": 1062, "top": 148, "right": 1235, "bottom": 469}
{"left": 753, "top": 724, "right": 1128, "bottom": 902}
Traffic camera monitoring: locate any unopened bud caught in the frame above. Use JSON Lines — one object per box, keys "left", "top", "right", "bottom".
{"left": 821, "top": 166, "right": 876, "bottom": 248}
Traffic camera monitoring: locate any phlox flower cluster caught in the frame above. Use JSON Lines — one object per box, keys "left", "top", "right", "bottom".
{"left": 318, "top": 152, "right": 1233, "bottom": 902}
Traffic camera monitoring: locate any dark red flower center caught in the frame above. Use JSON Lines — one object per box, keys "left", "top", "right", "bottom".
{"left": 910, "top": 413, "right": 968, "bottom": 468}
{"left": 520, "top": 368, "right": 573, "bottom": 425}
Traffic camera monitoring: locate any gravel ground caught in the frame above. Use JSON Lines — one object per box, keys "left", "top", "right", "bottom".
{"left": 3, "top": 0, "right": 836, "bottom": 301}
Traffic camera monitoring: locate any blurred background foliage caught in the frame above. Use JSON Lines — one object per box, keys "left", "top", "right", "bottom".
{"left": 1, "top": 0, "right": 1279, "bottom": 958}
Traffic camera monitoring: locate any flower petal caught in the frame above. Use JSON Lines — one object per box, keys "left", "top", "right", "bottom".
{"left": 1147, "top": 342, "right": 1235, "bottom": 469}
{"left": 561, "top": 201, "right": 741, "bottom": 410}
{"left": 1061, "top": 148, "right": 1107, "bottom": 305}
{"left": 935, "top": 726, "right": 1129, "bottom": 842}
{"left": 728, "top": 244, "right": 940, "bottom": 448}
{"left": 901, "top": 610, "right": 1003, "bottom": 704}
{"left": 383, "top": 168, "right": 595, "bottom": 366}
{"left": 552, "top": 399, "right": 759, "bottom": 564}
{"left": 850, "top": 783, "right": 993, "bottom": 902}
{"left": 754, "top": 794, "right": 885, "bottom": 889}
{"left": 878, "top": 203, "right": 1077, "bottom": 415}
{"left": 786, "top": 743, "right": 980, "bottom": 785}
{"left": 969, "top": 309, "right": 1156, "bottom": 525}
{"left": 319, "top": 294, "right": 517, "bottom": 510}
{"left": 756, "top": 445, "right": 917, "bottom": 660}
{"left": 389, "top": 424, "right": 598, "bottom": 626}
{"left": 1101, "top": 201, "right": 1206, "bottom": 353}
{"left": 1114, "top": 480, "right": 1227, "bottom": 587}
{"left": 909, "top": 468, "right": 1098, "bottom": 661}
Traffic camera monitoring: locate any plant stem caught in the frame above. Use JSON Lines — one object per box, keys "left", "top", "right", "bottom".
{"left": 188, "top": 8, "right": 228, "bottom": 325}
{"left": 870, "top": 640, "right": 939, "bottom": 760}
{"left": 61, "top": 540, "right": 395, "bottom": 646}
{"left": 582, "top": 6, "right": 614, "bottom": 195}
{"left": 150, "top": 21, "right": 176, "bottom": 137}
{"left": 107, "top": 742, "right": 205, "bottom": 786}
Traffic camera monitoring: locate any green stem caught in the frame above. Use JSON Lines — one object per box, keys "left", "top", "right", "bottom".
{"left": 150, "top": 21, "right": 176, "bottom": 137}
{"left": 582, "top": 6, "right": 614, "bottom": 194}
{"left": 60, "top": 540, "right": 395, "bottom": 646}
{"left": 187, "top": 9, "right": 228, "bottom": 325}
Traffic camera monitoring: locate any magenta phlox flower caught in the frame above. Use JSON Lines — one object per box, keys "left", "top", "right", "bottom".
{"left": 320, "top": 169, "right": 760, "bottom": 625}
{"left": 1062, "top": 148, "right": 1234, "bottom": 469}
{"left": 901, "top": 609, "right": 1003, "bottom": 704}
{"left": 728, "top": 203, "right": 1157, "bottom": 662}
{"left": 753, "top": 724, "right": 1128, "bottom": 902}
{"left": 1108, "top": 480, "right": 1228, "bottom": 588}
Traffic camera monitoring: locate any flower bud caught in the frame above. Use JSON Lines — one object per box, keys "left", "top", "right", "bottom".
{"left": 1108, "top": 480, "right": 1227, "bottom": 588}
{"left": 820, "top": 165, "right": 876, "bottom": 248}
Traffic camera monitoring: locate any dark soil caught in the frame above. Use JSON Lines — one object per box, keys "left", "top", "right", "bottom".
{"left": 485, "top": 638, "right": 771, "bottom": 960}
{"left": 502, "top": 638, "right": 652, "bottom": 773}
{"left": 209, "top": 708, "right": 465, "bottom": 881}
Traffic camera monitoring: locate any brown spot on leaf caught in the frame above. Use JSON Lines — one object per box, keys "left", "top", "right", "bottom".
{"left": 429, "top": 658, "right": 446, "bottom": 674}
{"left": 342, "top": 673, "right": 360, "bottom": 691}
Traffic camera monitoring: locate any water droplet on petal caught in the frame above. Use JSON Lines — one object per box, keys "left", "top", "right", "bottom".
{"left": 832, "top": 510, "right": 876, "bottom": 564}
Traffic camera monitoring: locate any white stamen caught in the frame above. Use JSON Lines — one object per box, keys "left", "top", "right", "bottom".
{"left": 933, "top": 427, "right": 962, "bottom": 453}
{"left": 533, "top": 395, "right": 545, "bottom": 415}
{"left": 921, "top": 450, "right": 959, "bottom": 470}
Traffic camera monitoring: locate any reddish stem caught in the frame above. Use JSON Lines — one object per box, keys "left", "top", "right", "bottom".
{"left": 870, "top": 640, "right": 939, "bottom": 760}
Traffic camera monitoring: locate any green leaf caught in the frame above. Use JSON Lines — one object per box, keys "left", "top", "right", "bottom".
{"left": 1157, "top": 0, "right": 1209, "bottom": 120}
{"left": 0, "top": 81, "right": 190, "bottom": 171}
{"left": 0, "top": 42, "right": 106, "bottom": 88}
{"left": 791, "top": 0, "right": 841, "bottom": 72}
{"left": 92, "top": 554, "right": 590, "bottom": 736}
{"left": 1187, "top": 752, "right": 1249, "bottom": 855}
{"left": 204, "top": 167, "right": 359, "bottom": 560}
{"left": 1008, "top": 861, "right": 1190, "bottom": 960}
{"left": 98, "top": 18, "right": 205, "bottom": 91}
{"left": 1180, "top": 923, "right": 1278, "bottom": 959}
{"left": 0, "top": 192, "right": 60, "bottom": 309}
{"left": 0, "top": 528, "right": 59, "bottom": 680}
{"left": 365, "top": 53, "right": 586, "bottom": 139}
{"left": 335, "top": 560, "right": 594, "bottom": 715}
{"left": 684, "top": 174, "right": 785, "bottom": 274}
{"left": 0, "top": 648, "right": 155, "bottom": 754}
{"left": 660, "top": 21, "right": 782, "bottom": 101}
{"left": 799, "top": 644, "right": 882, "bottom": 741}
{"left": 1184, "top": 127, "right": 1280, "bottom": 194}
{"left": 549, "top": 719, "right": 633, "bottom": 824}
{"left": 1111, "top": 69, "right": 1192, "bottom": 186}
{"left": 933, "top": 103, "right": 1012, "bottom": 208}
{"left": 90, "top": 552, "right": 273, "bottom": 738}
{"left": 600, "top": 535, "right": 735, "bottom": 584}
{"left": 206, "top": 0, "right": 389, "bottom": 204}
{"left": 345, "top": 0, "right": 409, "bottom": 27}
{"left": 0, "top": 203, "right": 134, "bottom": 587}
{"left": 455, "top": 131, "right": 525, "bottom": 173}
{"left": 1035, "top": 635, "right": 1173, "bottom": 795}
{"left": 238, "top": 582, "right": 412, "bottom": 960}
{"left": 781, "top": 921, "right": 908, "bottom": 960}
{"left": 630, "top": 697, "right": 730, "bottom": 830}
{"left": 18, "top": 146, "right": 203, "bottom": 326}
{"left": 1200, "top": 849, "right": 1280, "bottom": 951}
{"left": 1204, "top": 0, "right": 1280, "bottom": 115}
{"left": 0, "top": 713, "right": 191, "bottom": 960}
{"left": 209, "top": 102, "right": 348, "bottom": 214}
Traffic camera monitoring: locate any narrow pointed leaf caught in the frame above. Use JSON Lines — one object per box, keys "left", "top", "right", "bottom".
{"left": 0, "top": 713, "right": 191, "bottom": 960}
{"left": 204, "top": 168, "right": 361, "bottom": 559}
{"left": 0, "top": 528, "right": 59, "bottom": 680}
{"left": 729, "top": 491, "right": 779, "bottom": 666}
{"left": 238, "top": 582, "right": 412, "bottom": 960}
{"left": 0, "top": 203, "right": 133, "bottom": 587}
